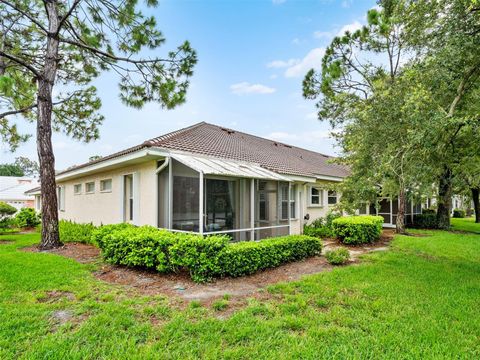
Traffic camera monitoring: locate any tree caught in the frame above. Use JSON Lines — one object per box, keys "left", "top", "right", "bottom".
{"left": 404, "top": 0, "right": 480, "bottom": 228}
{"left": 0, "top": 0, "right": 197, "bottom": 249}
{"left": 303, "top": 2, "right": 420, "bottom": 233}
{"left": 14, "top": 156, "right": 39, "bottom": 176}
{"left": 0, "top": 163, "right": 24, "bottom": 176}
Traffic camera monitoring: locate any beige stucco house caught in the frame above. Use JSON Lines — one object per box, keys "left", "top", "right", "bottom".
{"left": 32, "top": 122, "right": 351, "bottom": 240}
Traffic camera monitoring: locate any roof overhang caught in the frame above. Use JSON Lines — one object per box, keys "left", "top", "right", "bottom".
{"left": 56, "top": 148, "right": 168, "bottom": 182}
{"left": 171, "top": 153, "right": 291, "bottom": 181}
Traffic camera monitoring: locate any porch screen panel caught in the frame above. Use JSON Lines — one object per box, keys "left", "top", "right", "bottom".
{"left": 157, "top": 164, "right": 169, "bottom": 228}
{"left": 171, "top": 159, "right": 199, "bottom": 232}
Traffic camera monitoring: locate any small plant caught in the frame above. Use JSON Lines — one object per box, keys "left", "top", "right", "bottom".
{"left": 453, "top": 209, "right": 466, "bottom": 218}
{"left": 59, "top": 220, "right": 97, "bottom": 244}
{"left": 303, "top": 211, "right": 341, "bottom": 238}
{"left": 189, "top": 301, "right": 202, "bottom": 309}
{"left": 15, "top": 207, "right": 40, "bottom": 228}
{"left": 212, "top": 299, "right": 228, "bottom": 311}
{"left": 325, "top": 248, "right": 350, "bottom": 265}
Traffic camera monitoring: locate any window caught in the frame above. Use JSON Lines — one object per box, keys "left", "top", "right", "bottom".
{"left": 74, "top": 184, "right": 82, "bottom": 195}
{"left": 100, "top": 179, "right": 112, "bottom": 192}
{"left": 328, "top": 190, "right": 337, "bottom": 205}
{"left": 124, "top": 175, "right": 134, "bottom": 222}
{"left": 85, "top": 182, "right": 95, "bottom": 194}
{"left": 310, "top": 187, "right": 322, "bottom": 206}
{"left": 290, "top": 185, "right": 296, "bottom": 218}
{"left": 57, "top": 186, "right": 65, "bottom": 211}
{"left": 280, "top": 182, "right": 289, "bottom": 220}
{"left": 258, "top": 181, "right": 268, "bottom": 221}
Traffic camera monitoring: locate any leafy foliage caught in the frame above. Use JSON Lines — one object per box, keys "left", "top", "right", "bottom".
{"left": 332, "top": 215, "right": 383, "bottom": 245}
{"left": 91, "top": 223, "right": 134, "bottom": 248}
{"left": 411, "top": 213, "right": 438, "bottom": 229}
{"left": 0, "top": 201, "right": 16, "bottom": 218}
{"left": 303, "top": 211, "right": 341, "bottom": 238}
{"left": 59, "top": 220, "right": 97, "bottom": 244}
{"left": 453, "top": 209, "right": 466, "bottom": 219}
{"left": 14, "top": 208, "right": 40, "bottom": 228}
{"left": 0, "top": 164, "right": 24, "bottom": 177}
{"left": 325, "top": 248, "right": 351, "bottom": 265}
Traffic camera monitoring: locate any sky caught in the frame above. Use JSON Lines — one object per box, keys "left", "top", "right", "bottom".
{"left": 1, "top": 0, "right": 376, "bottom": 170}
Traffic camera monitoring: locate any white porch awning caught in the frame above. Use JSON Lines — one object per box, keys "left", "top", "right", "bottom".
{"left": 171, "top": 153, "right": 291, "bottom": 181}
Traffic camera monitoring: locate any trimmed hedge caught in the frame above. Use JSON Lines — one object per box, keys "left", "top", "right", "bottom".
{"left": 453, "top": 209, "right": 466, "bottom": 218}
{"left": 98, "top": 225, "right": 179, "bottom": 272}
{"left": 15, "top": 208, "right": 40, "bottom": 228}
{"left": 411, "top": 213, "right": 438, "bottom": 229}
{"left": 94, "top": 224, "right": 322, "bottom": 283}
{"left": 217, "top": 235, "right": 322, "bottom": 279}
{"left": 332, "top": 215, "right": 383, "bottom": 245}
{"left": 325, "top": 247, "right": 350, "bottom": 265}
{"left": 59, "top": 220, "right": 97, "bottom": 244}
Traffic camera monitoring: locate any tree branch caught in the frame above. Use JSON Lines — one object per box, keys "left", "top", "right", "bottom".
{"left": 57, "top": 0, "right": 82, "bottom": 35}
{"left": 0, "top": 0, "right": 49, "bottom": 33}
{"left": 0, "top": 50, "right": 40, "bottom": 77}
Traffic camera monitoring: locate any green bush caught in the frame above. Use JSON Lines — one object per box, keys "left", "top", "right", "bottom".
{"left": 15, "top": 207, "right": 40, "bottom": 228}
{"left": 91, "top": 223, "right": 134, "bottom": 247}
{"left": 59, "top": 220, "right": 97, "bottom": 244}
{"left": 332, "top": 215, "right": 383, "bottom": 245}
{"left": 217, "top": 235, "right": 322, "bottom": 278}
{"left": 412, "top": 213, "right": 438, "bottom": 229}
{"left": 98, "top": 225, "right": 178, "bottom": 273}
{"left": 422, "top": 208, "right": 436, "bottom": 214}
{"left": 168, "top": 234, "right": 230, "bottom": 282}
{"left": 303, "top": 211, "right": 341, "bottom": 238}
{"left": 325, "top": 248, "right": 350, "bottom": 265}
{"left": 0, "top": 201, "right": 17, "bottom": 218}
{"left": 453, "top": 209, "right": 466, "bottom": 218}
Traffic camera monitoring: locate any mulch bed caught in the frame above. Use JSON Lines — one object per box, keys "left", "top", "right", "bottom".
{"left": 21, "top": 231, "right": 395, "bottom": 305}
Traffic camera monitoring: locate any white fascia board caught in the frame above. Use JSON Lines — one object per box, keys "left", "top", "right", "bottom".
{"left": 283, "top": 174, "right": 317, "bottom": 183}
{"left": 315, "top": 175, "right": 344, "bottom": 182}
{"left": 56, "top": 148, "right": 168, "bottom": 182}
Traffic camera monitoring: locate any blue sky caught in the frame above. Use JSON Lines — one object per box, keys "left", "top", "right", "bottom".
{"left": 2, "top": 0, "right": 376, "bottom": 170}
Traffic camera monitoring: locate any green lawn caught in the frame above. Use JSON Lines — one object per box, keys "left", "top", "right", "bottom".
{"left": 1, "top": 224, "right": 480, "bottom": 359}
{"left": 451, "top": 217, "right": 480, "bottom": 234}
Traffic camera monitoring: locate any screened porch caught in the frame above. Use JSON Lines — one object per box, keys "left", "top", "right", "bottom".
{"left": 156, "top": 154, "right": 293, "bottom": 241}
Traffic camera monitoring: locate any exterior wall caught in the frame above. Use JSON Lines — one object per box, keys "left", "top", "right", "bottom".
{"left": 2, "top": 199, "right": 33, "bottom": 211}
{"left": 57, "top": 160, "right": 157, "bottom": 226}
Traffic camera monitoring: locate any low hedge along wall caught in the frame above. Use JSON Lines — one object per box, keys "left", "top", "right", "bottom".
{"left": 332, "top": 215, "right": 384, "bottom": 245}
{"left": 90, "top": 224, "right": 322, "bottom": 283}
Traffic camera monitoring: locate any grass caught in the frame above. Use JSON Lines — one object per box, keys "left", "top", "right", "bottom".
{"left": 1, "top": 224, "right": 480, "bottom": 359}
{"left": 451, "top": 216, "right": 480, "bottom": 233}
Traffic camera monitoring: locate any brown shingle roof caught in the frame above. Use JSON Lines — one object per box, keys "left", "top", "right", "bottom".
{"left": 58, "top": 122, "right": 350, "bottom": 179}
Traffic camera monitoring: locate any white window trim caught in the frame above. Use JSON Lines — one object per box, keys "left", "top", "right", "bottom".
{"left": 289, "top": 184, "right": 297, "bottom": 220}
{"left": 308, "top": 186, "right": 323, "bottom": 207}
{"left": 100, "top": 178, "right": 113, "bottom": 193}
{"left": 85, "top": 181, "right": 95, "bottom": 194}
{"left": 73, "top": 183, "right": 82, "bottom": 195}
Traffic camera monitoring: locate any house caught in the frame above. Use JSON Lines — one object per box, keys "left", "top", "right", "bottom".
{"left": 45, "top": 122, "right": 349, "bottom": 240}
{"left": 0, "top": 176, "right": 39, "bottom": 211}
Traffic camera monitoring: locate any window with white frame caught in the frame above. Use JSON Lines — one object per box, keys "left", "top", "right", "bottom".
{"left": 290, "top": 185, "right": 296, "bottom": 218}
{"left": 310, "top": 187, "right": 322, "bottom": 206}
{"left": 100, "top": 179, "right": 112, "bottom": 192}
{"left": 85, "top": 182, "right": 95, "bottom": 194}
{"left": 74, "top": 184, "right": 82, "bottom": 195}
{"left": 279, "top": 182, "right": 289, "bottom": 220}
{"left": 328, "top": 190, "right": 338, "bottom": 205}
{"left": 57, "top": 186, "right": 65, "bottom": 211}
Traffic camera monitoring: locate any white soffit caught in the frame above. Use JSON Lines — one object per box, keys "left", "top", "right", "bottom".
{"left": 171, "top": 153, "right": 291, "bottom": 181}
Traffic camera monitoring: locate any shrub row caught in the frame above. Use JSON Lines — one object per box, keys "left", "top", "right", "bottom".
{"left": 303, "top": 212, "right": 341, "bottom": 238}
{"left": 332, "top": 215, "right": 384, "bottom": 245}
{"left": 453, "top": 209, "right": 466, "bottom": 218}
{"left": 94, "top": 225, "right": 322, "bottom": 282}
{"left": 0, "top": 204, "right": 40, "bottom": 230}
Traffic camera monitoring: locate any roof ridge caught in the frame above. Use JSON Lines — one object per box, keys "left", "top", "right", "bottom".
{"left": 145, "top": 121, "right": 206, "bottom": 145}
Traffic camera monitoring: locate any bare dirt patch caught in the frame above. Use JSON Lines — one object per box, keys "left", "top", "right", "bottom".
{"left": 38, "top": 290, "right": 76, "bottom": 303}
{"left": 0, "top": 240, "right": 14, "bottom": 245}
{"left": 24, "top": 231, "right": 394, "bottom": 305}
{"left": 23, "top": 242, "right": 100, "bottom": 263}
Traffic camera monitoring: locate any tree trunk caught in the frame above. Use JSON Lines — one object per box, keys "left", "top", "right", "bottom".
{"left": 38, "top": 1, "right": 62, "bottom": 250}
{"left": 396, "top": 188, "right": 406, "bottom": 234}
{"left": 436, "top": 166, "right": 453, "bottom": 229}
{"left": 472, "top": 188, "right": 480, "bottom": 223}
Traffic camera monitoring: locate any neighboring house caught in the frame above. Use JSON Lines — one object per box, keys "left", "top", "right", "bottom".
{"left": 0, "top": 176, "right": 39, "bottom": 211}
{"left": 47, "top": 122, "right": 349, "bottom": 240}
{"left": 24, "top": 186, "right": 42, "bottom": 213}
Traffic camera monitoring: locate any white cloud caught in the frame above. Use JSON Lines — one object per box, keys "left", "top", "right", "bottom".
{"left": 341, "top": 0, "right": 353, "bottom": 8}
{"left": 284, "top": 47, "right": 325, "bottom": 78}
{"left": 269, "top": 74, "right": 278, "bottom": 79}
{"left": 272, "top": 0, "right": 286, "bottom": 4}
{"left": 230, "top": 82, "right": 276, "bottom": 95}
{"left": 337, "top": 20, "right": 363, "bottom": 36}
{"left": 267, "top": 59, "right": 299, "bottom": 69}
